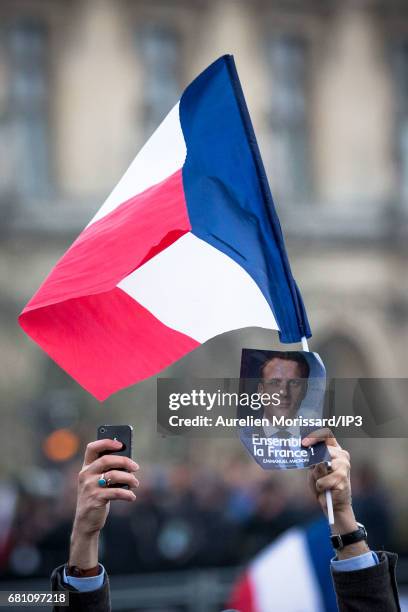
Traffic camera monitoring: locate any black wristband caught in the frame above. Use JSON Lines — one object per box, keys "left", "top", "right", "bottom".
{"left": 330, "top": 522, "right": 368, "bottom": 550}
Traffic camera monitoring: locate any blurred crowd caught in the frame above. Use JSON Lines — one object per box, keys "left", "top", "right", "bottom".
{"left": 0, "top": 456, "right": 395, "bottom": 580}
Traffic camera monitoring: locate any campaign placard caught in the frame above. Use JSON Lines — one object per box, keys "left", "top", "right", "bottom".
{"left": 238, "top": 349, "right": 331, "bottom": 470}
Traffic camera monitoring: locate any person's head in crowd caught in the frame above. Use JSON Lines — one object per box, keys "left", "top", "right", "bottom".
{"left": 258, "top": 352, "right": 309, "bottom": 420}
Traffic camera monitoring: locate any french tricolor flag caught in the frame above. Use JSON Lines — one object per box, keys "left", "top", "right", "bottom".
{"left": 228, "top": 520, "right": 338, "bottom": 612}
{"left": 19, "top": 55, "right": 310, "bottom": 401}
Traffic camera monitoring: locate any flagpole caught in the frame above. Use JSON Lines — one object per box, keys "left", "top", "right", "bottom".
{"left": 301, "top": 336, "right": 309, "bottom": 352}
{"left": 301, "top": 336, "right": 335, "bottom": 526}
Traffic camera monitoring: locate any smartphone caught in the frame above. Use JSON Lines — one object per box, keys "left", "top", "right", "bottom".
{"left": 97, "top": 425, "right": 133, "bottom": 489}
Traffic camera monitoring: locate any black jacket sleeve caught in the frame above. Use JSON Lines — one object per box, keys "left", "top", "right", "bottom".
{"left": 331, "top": 551, "right": 401, "bottom": 612}
{"left": 51, "top": 564, "right": 111, "bottom": 612}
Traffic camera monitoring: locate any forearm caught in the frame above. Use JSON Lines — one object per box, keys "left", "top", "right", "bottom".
{"left": 332, "top": 506, "right": 370, "bottom": 560}
{"left": 69, "top": 524, "right": 100, "bottom": 569}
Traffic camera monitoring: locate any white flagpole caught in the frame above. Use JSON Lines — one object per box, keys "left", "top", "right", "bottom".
{"left": 301, "top": 336, "right": 309, "bottom": 352}
{"left": 301, "top": 336, "right": 335, "bottom": 526}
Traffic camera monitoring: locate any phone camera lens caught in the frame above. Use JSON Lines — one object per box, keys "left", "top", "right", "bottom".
{"left": 100, "top": 427, "right": 106, "bottom": 433}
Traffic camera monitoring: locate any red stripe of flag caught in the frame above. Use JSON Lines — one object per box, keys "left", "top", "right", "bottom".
{"left": 21, "top": 169, "right": 190, "bottom": 312}
{"left": 20, "top": 288, "right": 199, "bottom": 401}
{"left": 19, "top": 169, "right": 197, "bottom": 400}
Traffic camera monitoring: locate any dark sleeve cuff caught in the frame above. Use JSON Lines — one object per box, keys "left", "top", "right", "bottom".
{"left": 331, "top": 551, "right": 401, "bottom": 612}
{"left": 51, "top": 564, "right": 111, "bottom": 612}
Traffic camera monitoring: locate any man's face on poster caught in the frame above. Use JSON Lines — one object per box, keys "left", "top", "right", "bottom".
{"left": 258, "top": 358, "right": 308, "bottom": 420}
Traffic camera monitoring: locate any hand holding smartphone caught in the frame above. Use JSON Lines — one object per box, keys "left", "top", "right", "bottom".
{"left": 97, "top": 425, "right": 133, "bottom": 489}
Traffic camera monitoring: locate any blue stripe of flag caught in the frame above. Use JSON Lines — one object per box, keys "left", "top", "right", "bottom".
{"left": 179, "top": 54, "right": 311, "bottom": 343}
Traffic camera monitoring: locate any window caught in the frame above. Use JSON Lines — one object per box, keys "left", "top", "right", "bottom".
{"left": 138, "top": 25, "right": 181, "bottom": 139}
{"left": 265, "top": 35, "right": 311, "bottom": 204}
{"left": 392, "top": 39, "right": 408, "bottom": 206}
{"left": 4, "top": 19, "right": 50, "bottom": 200}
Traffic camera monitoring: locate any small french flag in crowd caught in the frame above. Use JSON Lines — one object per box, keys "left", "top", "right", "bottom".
{"left": 19, "top": 55, "right": 311, "bottom": 400}
{"left": 228, "top": 520, "right": 338, "bottom": 612}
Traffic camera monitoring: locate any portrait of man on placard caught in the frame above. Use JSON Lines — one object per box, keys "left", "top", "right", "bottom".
{"left": 238, "top": 349, "right": 330, "bottom": 470}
